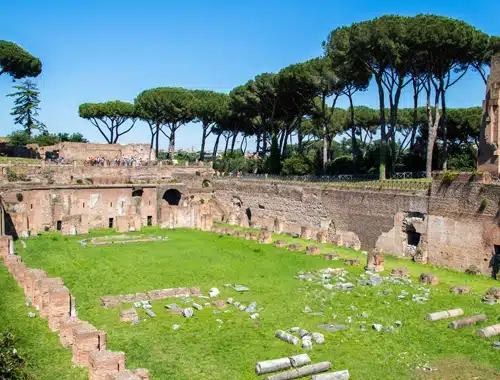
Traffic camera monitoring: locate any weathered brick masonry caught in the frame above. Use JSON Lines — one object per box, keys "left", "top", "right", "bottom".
{"left": 213, "top": 179, "right": 500, "bottom": 274}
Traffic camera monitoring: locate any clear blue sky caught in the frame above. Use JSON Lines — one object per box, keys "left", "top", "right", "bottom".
{"left": 0, "top": 1, "right": 498, "bottom": 151}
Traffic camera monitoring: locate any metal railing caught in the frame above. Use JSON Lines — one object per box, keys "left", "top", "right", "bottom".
{"left": 218, "top": 171, "right": 427, "bottom": 183}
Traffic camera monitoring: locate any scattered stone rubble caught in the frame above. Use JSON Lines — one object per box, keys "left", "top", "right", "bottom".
{"left": 101, "top": 287, "right": 201, "bottom": 308}
{"left": 482, "top": 287, "right": 500, "bottom": 304}
{"left": 82, "top": 234, "right": 168, "bottom": 247}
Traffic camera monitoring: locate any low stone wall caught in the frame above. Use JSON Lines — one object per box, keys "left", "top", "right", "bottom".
{"left": 101, "top": 287, "right": 201, "bottom": 308}
{"left": 0, "top": 163, "right": 214, "bottom": 186}
{"left": 0, "top": 235, "right": 150, "bottom": 380}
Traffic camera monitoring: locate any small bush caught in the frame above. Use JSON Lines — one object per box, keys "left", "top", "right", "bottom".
{"left": 480, "top": 198, "right": 488, "bottom": 212}
{"left": 465, "top": 265, "right": 481, "bottom": 275}
{"left": 76, "top": 179, "right": 83, "bottom": 185}
{"left": 281, "top": 154, "right": 312, "bottom": 175}
{"left": 16, "top": 193, "right": 23, "bottom": 202}
{"left": 442, "top": 171, "right": 459, "bottom": 182}
{"left": 0, "top": 330, "right": 31, "bottom": 379}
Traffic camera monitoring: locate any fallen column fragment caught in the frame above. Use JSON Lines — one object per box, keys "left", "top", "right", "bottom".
{"left": 449, "top": 315, "right": 488, "bottom": 329}
{"left": 265, "top": 362, "right": 332, "bottom": 380}
{"left": 477, "top": 324, "right": 500, "bottom": 338}
{"left": 425, "top": 308, "right": 463, "bottom": 321}
{"left": 311, "top": 370, "right": 350, "bottom": 380}
{"left": 289, "top": 353, "right": 311, "bottom": 368}
{"left": 275, "top": 330, "right": 300, "bottom": 345}
{"left": 255, "top": 358, "right": 292, "bottom": 375}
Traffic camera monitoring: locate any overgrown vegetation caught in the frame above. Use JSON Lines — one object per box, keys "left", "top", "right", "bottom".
{"left": 6, "top": 169, "right": 29, "bottom": 182}
{"left": 0, "top": 331, "right": 31, "bottom": 380}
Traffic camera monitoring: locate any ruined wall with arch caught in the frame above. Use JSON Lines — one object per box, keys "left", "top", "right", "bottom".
{"left": 213, "top": 179, "right": 500, "bottom": 275}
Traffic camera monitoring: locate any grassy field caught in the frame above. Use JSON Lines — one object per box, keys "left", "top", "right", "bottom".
{"left": 7, "top": 227, "right": 500, "bottom": 379}
{"left": 0, "top": 156, "right": 41, "bottom": 164}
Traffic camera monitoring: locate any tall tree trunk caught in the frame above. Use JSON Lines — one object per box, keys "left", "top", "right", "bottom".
{"left": 441, "top": 82, "right": 448, "bottom": 171}
{"left": 426, "top": 78, "right": 442, "bottom": 179}
{"left": 200, "top": 122, "right": 208, "bottom": 161}
{"left": 213, "top": 133, "right": 221, "bottom": 158}
{"left": 224, "top": 134, "right": 230, "bottom": 154}
{"left": 169, "top": 125, "right": 176, "bottom": 163}
{"left": 240, "top": 135, "right": 246, "bottom": 153}
{"left": 389, "top": 83, "right": 403, "bottom": 175}
{"left": 410, "top": 78, "right": 419, "bottom": 151}
{"left": 348, "top": 94, "right": 358, "bottom": 172}
{"left": 155, "top": 123, "right": 160, "bottom": 159}
{"left": 230, "top": 132, "right": 238, "bottom": 152}
{"left": 262, "top": 130, "right": 267, "bottom": 156}
{"left": 279, "top": 129, "right": 286, "bottom": 156}
{"left": 256, "top": 132, "right": 261, "bottom": 155}
{"left": 376, "top": 76, "right": 387, "bottom": 180}
{"left": 282, "top": 130, "right": 290, "bottom": 158}
{"left": 321, "top": 95, "right": 328, "bottom": 173}
{"left": 297, "top": 128, "right": 303, "bottom": 154}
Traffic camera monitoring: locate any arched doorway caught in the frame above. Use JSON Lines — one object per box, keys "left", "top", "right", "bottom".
{"left": 163, "top": 189, "right": 182, "bottom": 206}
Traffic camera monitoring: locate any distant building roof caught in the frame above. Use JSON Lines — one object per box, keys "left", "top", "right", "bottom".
{"left": 0, "top": 137, "right": 7, "bottom": 144}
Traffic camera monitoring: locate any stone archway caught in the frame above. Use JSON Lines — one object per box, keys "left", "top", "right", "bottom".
{"left": 163, "top": 189, "right": 182, "bottom": 206}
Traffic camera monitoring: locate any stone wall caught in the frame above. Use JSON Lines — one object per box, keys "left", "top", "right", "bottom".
{"left": 0, "top": 164, "right": 214, "bottom": 186}
{"left": 28, "top": 142, "right": 155, "bottom": 162}
{"left": 213, "top": 180, "right": 428, "bottom": 251}
{"left": 213, "top": 179, "right": 500, "bottom": 275}
{"left": 0, "top": 180, "right": 218, "bottom": 237}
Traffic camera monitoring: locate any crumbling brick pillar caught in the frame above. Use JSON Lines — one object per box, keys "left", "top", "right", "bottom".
{"left": 4, "top": 255, "right": 21, "bottom": 274}
{"left": 133, "top": 369, "right": 150, "bottom": 380}
{"left": 38, "top": 277, "right": 64, "bottom": 317}
{"left": 59, "top": 317, "right": 87, "bottom": 348}
{"left": 0, "top": 235, "right": 12, "bottom": 258}
{"left": 11, "top": 262, "right": 27, "bottom": 288}
{"left": 300, "top": 226, "right": 312, "bottom": 240}
{"left": 200, "top": 214, "right": 213, "bottom": 231}
{"left": 133, "top": 215, "right": 141, "bottom": 232}
{"left": 48, "top": 286, "right": 71, "bottom": 331}
{"left": 366, "top": 252, "right": 385, "bottom": 272}
{"left": 106, "top": 371, "right": 140, "bottom": 380}
{"left": 316, "top": 230, "right": 328, "bottom": 244}
{"left": 228, "top": 213, "right": 237, "bottom": 226}
{"left": 115, "top": 216, "right": 129, "bottom": 233}
{"left": 72, "top": 323, "right": 107, "bottom": 366}
{"left": 88, "top": 350, "right": 125, "bottom": 380}
{"left": 24, "top": 269, "right": 47, "bottom": 300}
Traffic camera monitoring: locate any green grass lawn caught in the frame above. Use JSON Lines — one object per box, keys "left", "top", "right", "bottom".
{"left": 8, "top": 227, "right": 500, "bottom": 379}
{"left": 0, "top": 156, "right": 41, "bottom": 164}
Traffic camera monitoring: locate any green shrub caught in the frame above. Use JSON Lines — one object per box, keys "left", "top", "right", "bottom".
{"left": 213, "top": 151, "right": 246, "bottom": 173}
{"left": 480, "top": 198, "right": 488, "bottom": 212}
{"left": 281, "top": 154, "right": 312, "bottom": 175}
{"left": 0, "top": 331, "right": 31, "bottom": 379}
{"left": 76, "top": 179, "right": 83, "bottom": 184}
{"left": 442, "top": 171, "right": 459, "bottom": 182}
{"left": 327, "top": 155, "right": 354, "bottom": 175}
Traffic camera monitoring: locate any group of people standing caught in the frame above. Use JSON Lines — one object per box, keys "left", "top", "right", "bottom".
{"left": 84, "top": 157, "right": 148, "bottom": 167}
